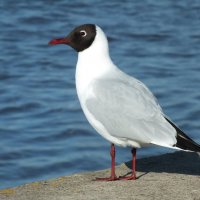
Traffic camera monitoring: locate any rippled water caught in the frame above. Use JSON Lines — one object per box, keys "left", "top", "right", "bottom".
{"left": 0, "top": 0, "right": 200, "bottom": 189}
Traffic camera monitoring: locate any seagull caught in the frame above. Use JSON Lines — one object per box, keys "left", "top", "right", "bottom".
{"left": 49, "top": 24, "right": 200, "bottom": 181}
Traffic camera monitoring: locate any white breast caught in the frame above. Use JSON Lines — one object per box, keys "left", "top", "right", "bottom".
{"left": 75, "top": 26, "right": 128, "bottom": 146}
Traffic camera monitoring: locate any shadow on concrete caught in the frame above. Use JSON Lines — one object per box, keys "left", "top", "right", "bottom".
{"left": 125, "top": 151, "right": 200, "bottom": 177}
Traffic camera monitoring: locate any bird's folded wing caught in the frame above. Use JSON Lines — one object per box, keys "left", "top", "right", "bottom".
{"left": 85, "top": 79, "right": 176, "bottom": 146}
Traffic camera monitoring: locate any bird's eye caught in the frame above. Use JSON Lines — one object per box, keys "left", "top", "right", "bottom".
{"left": 80, "top": 30, "right": 87, "bottom": 37}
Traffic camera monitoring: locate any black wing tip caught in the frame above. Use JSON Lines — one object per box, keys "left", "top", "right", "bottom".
{"left": 165, "top": 117, "right": 200, "bottom": 152}
{"left": 176, "top": 133, "right": 200, "bottom": 152}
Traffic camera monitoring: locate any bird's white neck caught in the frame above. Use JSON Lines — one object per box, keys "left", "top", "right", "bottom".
{"left": 75, "top": 26, "right": 116, "bottom": 98}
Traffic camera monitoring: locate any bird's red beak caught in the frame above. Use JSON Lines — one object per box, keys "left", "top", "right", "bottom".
{"left": 48, "top": 37, "right": 70, "bottom": 45}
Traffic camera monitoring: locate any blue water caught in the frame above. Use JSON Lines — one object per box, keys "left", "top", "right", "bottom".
{"left": 0, "top": 0, "right": 200, "bottom": 189}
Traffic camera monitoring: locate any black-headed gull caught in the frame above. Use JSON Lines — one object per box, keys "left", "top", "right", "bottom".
{"left": 49, "top": 24, "right": 200, "bottom": 181}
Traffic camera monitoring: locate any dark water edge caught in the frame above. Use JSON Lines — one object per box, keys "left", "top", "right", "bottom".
{"left": 0, "top": 0, "right": 200, "bottom": 189}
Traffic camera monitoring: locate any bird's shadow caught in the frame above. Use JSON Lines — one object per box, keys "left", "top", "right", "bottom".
{"left": 124, "top": 151, "right": 200, "bottom": 178}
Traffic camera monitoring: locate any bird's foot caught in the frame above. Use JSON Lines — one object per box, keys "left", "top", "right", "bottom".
{"left": 95, "top": 175, "right": 119, "bottom": 181}
{"left": 118, "top": 175, "right": 136, "bottom": 180}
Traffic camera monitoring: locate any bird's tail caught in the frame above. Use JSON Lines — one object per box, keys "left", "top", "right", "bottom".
{"left": 165, "top": 118, "right": 200, "bottom": 152}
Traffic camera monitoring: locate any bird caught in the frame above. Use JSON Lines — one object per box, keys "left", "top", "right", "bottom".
{"left": 49, "top": 24, "right": 200, "bottom": 181}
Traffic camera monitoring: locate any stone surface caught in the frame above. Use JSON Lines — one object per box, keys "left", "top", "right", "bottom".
{"left": 0, "top": 151, "right": 199, "bottom": 200}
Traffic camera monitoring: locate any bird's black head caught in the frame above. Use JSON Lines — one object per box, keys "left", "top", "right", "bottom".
{"left": 49, "top": 24, "right": 96, "bottom": 52}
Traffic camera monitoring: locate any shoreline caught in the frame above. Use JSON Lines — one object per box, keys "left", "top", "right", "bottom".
{"left": 0, "top": 151, "right": 199, "bottom": 200}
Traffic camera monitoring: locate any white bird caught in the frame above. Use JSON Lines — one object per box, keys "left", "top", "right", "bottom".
{"left": 49, "top": 24, "right": 200, "bottom": 181}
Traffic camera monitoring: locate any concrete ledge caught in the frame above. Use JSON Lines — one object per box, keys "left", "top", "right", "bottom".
{"left": 0, "top": 151, "right": 199, "bottom": 200}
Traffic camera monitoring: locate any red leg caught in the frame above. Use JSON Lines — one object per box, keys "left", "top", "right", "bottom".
{"left": 95, "top": 143, "right": 119, "bottom": 181}
{"left": 119, "top": 148, "right": 136, "bottom": 180}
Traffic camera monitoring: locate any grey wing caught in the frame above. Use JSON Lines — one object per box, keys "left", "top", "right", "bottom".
{"left": 85, "top": 78, "right": 176, "bottom": 146}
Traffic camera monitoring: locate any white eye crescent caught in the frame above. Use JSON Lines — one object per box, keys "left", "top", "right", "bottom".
{"left": 80, "top": 30, "right": 87, "bottom": 37}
